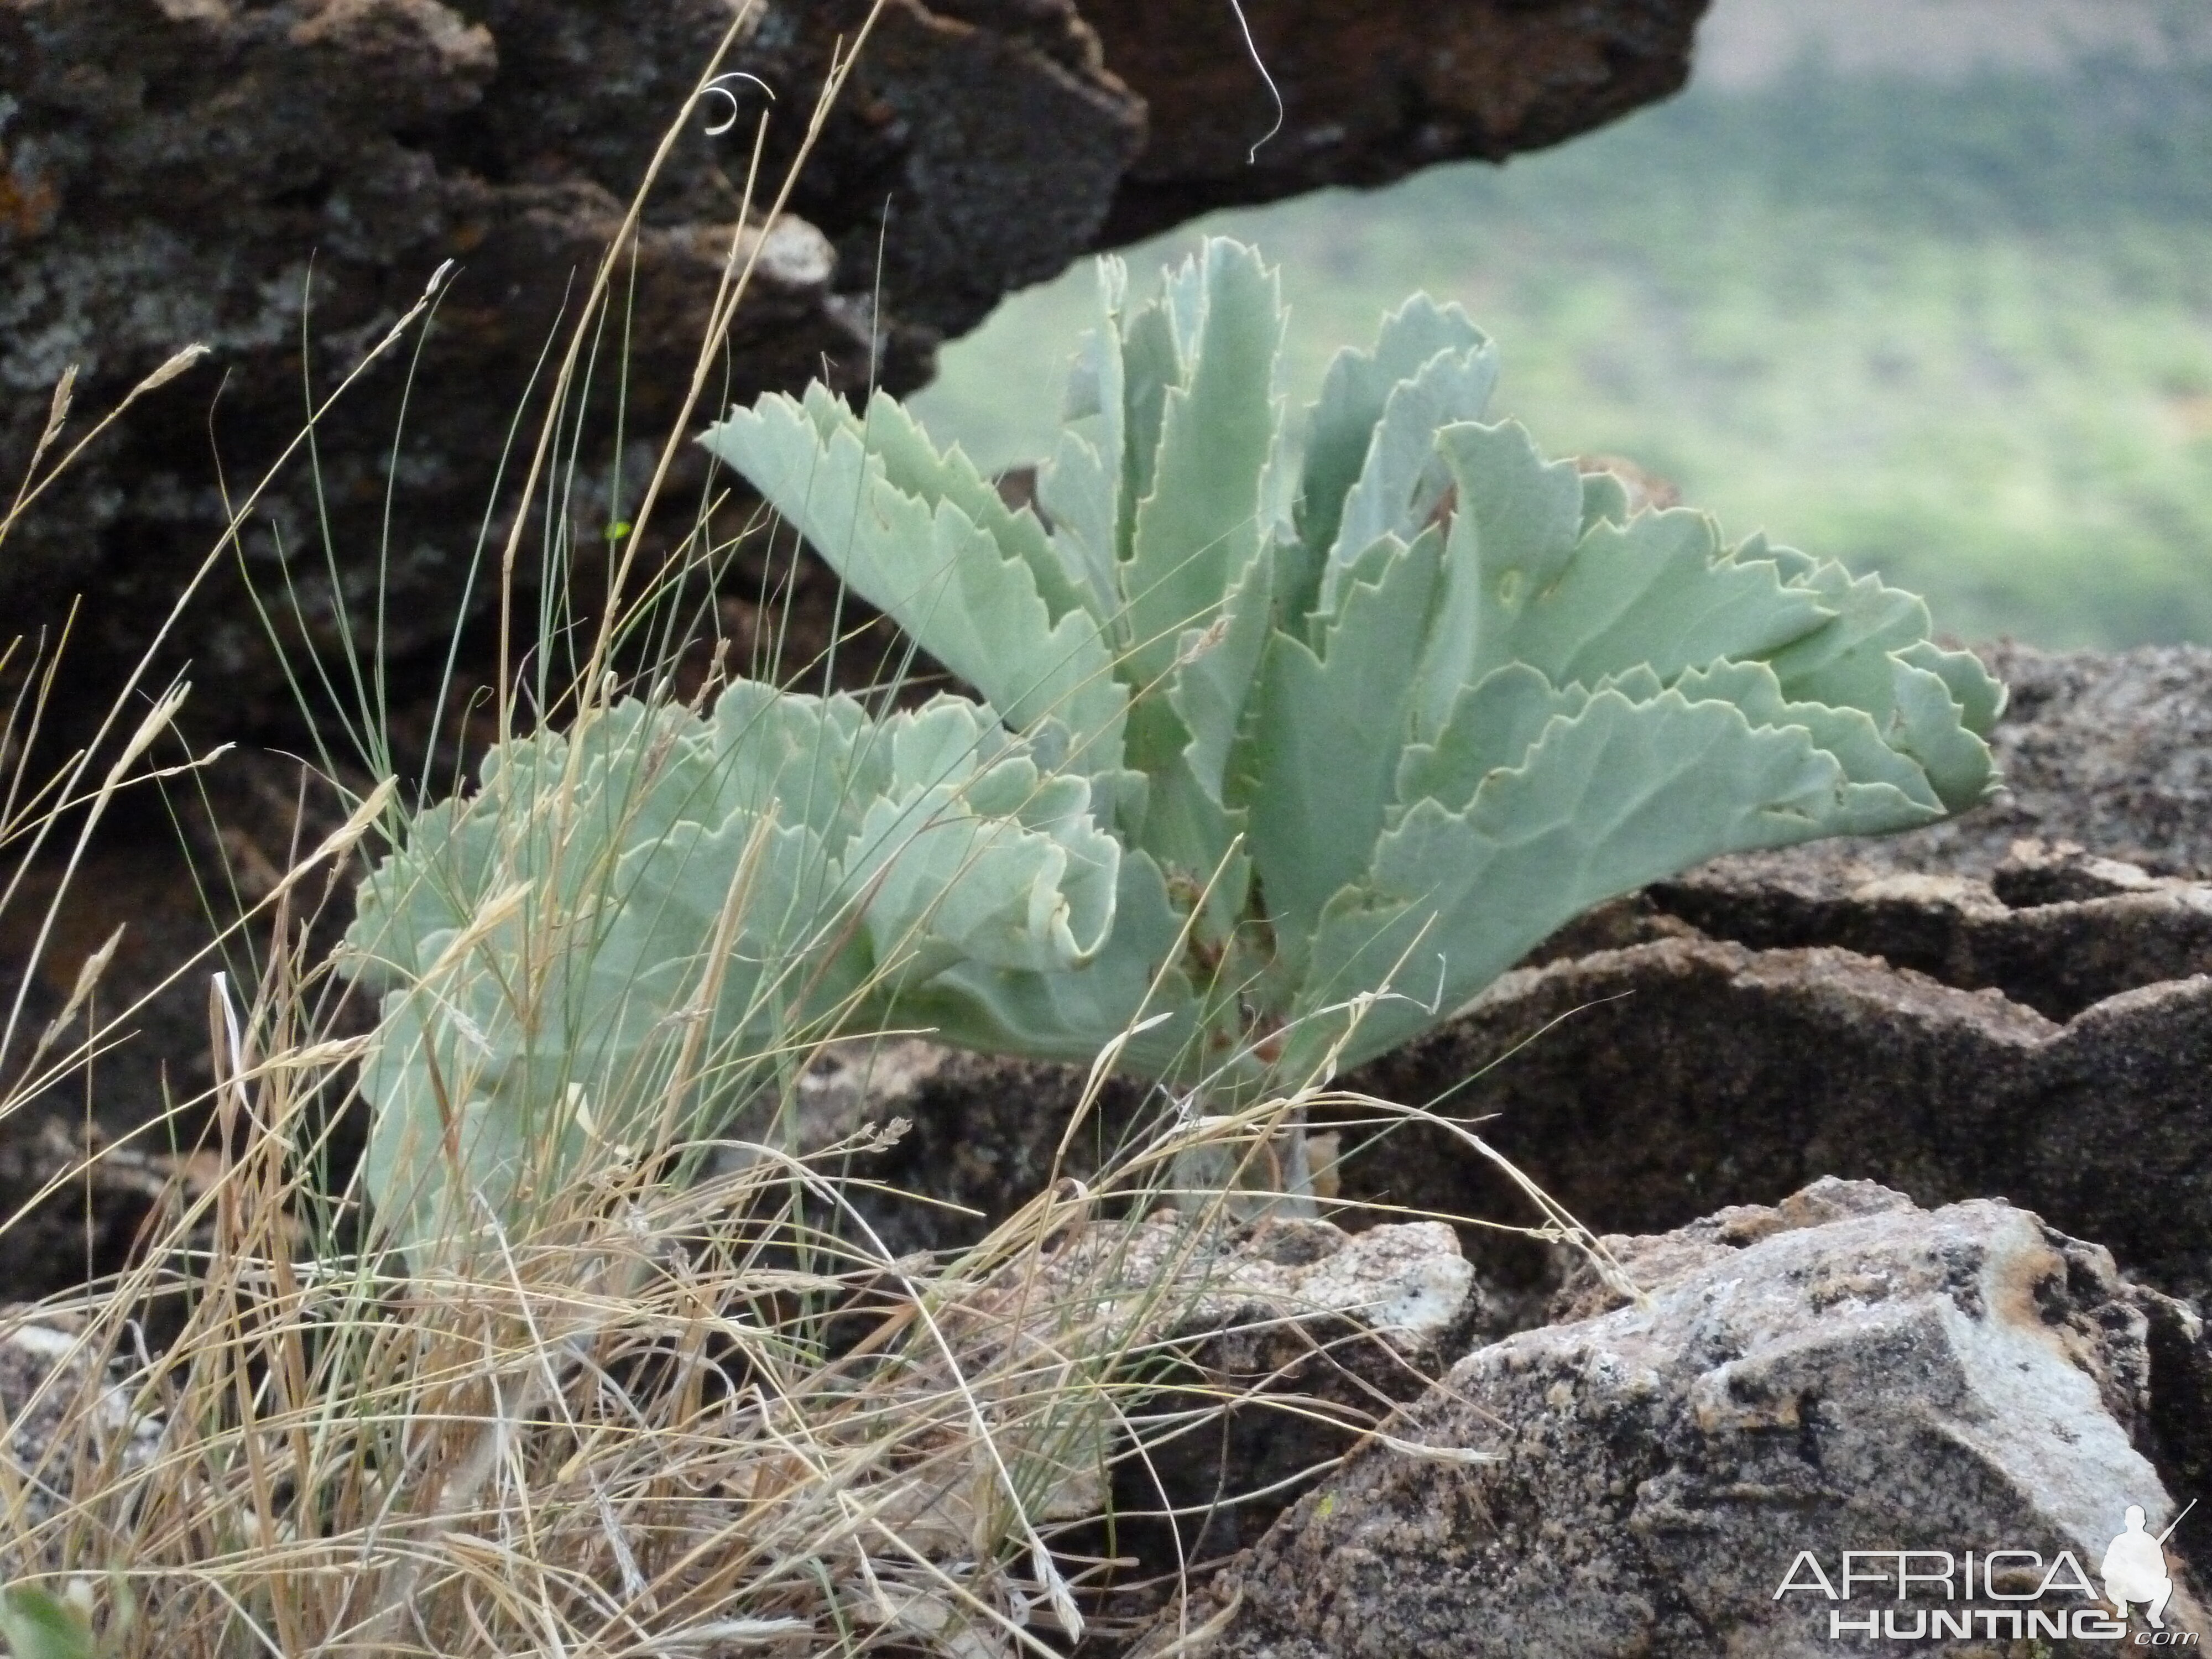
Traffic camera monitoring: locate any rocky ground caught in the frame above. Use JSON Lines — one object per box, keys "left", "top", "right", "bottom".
{"left": 1161, "top": 1178, "right": 2210, "bottom": 1657}
{"left": 699, "top": 638, "right": 2212, "bottom": 1646}
{"left": 4, "top": 3, "right": 2207, "bottom": 1642}
{"left": 7, "top": 639, "right": 2210, "bottom": 1648}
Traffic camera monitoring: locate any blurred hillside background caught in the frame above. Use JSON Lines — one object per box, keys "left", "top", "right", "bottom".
{"left": 912, "top": 0, "right": 2212, "bottom": 649}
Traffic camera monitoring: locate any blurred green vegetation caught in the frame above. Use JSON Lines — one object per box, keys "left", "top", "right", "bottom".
{"left": 911, "top": 54, "right": 2212, "bottom": 649}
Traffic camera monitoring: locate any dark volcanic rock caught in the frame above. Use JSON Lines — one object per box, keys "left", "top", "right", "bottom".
{"left": 769, "top": 917, "right": 2212, "bottom": 1324}
{"left": 0, "top": 0, "right": 1707, "bottom": 752}
{"left": 781, "top": 1036, "right": 1170, "bottom": 1261}
{"left": 1337, "top": 934, "right": 2212, "bottom": 1302}
{"left": 1083, "top": 0, "right": 1709, "bottom": 242}
{"left": 1076, "top": 1213, "right": 1481, "bottom": 1577}
{"left": 0, "top": 0, "right": 1031, "bottom": 742}
{"left": 0, "top": 1118, "right": 182, "bottom": 1303}
{"left": 1648, "top": 842, "right": 2212, "bottom": 1022}
{"left": 753, "top": 0, "right": 1148, "bottom": 338}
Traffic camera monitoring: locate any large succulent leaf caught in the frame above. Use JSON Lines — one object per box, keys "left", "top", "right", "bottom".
{"left": 1118, "top": 295, "right": 1182, "bottom": 541}
{"left": 890, "top": 848, "right": 1199, "bottom": 1074}
{"left": 845, "top": 705, "right": 1120, "bottom": 983}
{"left": 843, "top": 387, "right": 1095, "bottom": 627}
{"left": 1406, "top": 419, "right": 1585, "bottom": 733}
{"left": 1436, "top": 421, "right": 1838, "bottom": 697}
{"left": 1241, "top": 526, "right": 1443, "bottom": 947}
{"left": 1900, "top": 638, "right": 2005, "bottom": 736}
{"left": 1296, "top": 295, "right": 1494, "bottom": 587}
{"left": 1121, "top": 695, "right": 1244, "bottom": 908}
{"left": 1037, "top": 259, "right": 1133, "bottom": 628}
{"left": 1107, "top": 538, "right": 1277, "bottom": 935}
{"left": 1753, "top": 545, "right": 2004, "bottom": 811}
{"left": 349, "top": 701, "right": 725, "bottom": 989}
{"left": 342, "top": 685, "right": 1125, "bottom": 1260}
{"left": 699, "top": 388, "right": 1127, "bottom": 769}
{"left": 709, "top": 678, "right": 887, "bottom": 843}
{"left": 1394, "top": 662, "right": 1594, "bottom": 815}
{"left": 1168, "top": 545, "right": 1275, "bottom": 811}
{"left": 1316, "top": 333, "right": 1499, "bottom": 618}
{"left": 1119, "top": 241, "right": 1284, "bottom": 686}
{"left": 1672, "top": 658, "right": 1943, "bottom": 824}
{"left": 1280, "top": 685, "right": 1937, "bottom": 1078}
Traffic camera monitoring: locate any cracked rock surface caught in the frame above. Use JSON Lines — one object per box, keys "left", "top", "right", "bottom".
{"left": 1343, "top": 928, "right": 2212, "bottom": 1303}
{"left": 1164, "top": 1181, "right": 2209, "bottom": 1658}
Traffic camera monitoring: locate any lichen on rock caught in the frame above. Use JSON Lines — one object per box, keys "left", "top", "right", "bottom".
{"left": 1167, "top": 1180, "right": 2208, "bottom": 1657}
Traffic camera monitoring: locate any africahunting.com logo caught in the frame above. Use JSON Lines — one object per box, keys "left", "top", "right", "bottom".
{"left": 1773, "top": 1500, "right": 2198, "bottom": 1645}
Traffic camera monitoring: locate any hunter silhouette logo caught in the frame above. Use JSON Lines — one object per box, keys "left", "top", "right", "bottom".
{"left": 2104, "top": 1501, "right": 2193, "bottom": 1631}
{"left": 1773, "top": 1498, "right": 2199, "bottom": 1644}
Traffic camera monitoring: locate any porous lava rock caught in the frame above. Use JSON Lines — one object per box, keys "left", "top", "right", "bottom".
{"left": 1068, "top": 1213, "right": 1484, "bottom": 1567}
{"left": 1080, "top": 0, "right": 1710, "bottom": 242}
{"left": 1156, "top": 1181, "right": 2209, "bottom": 1658}
{"left": 0, "top": 0, "right": 1707, "bottom": 748}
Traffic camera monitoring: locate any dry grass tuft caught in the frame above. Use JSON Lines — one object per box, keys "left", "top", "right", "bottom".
{"left": 0, "top": 898, "right": 1457, "bottom": 1658}
{"left": 0, "top": 11, "right": 1608, "bottom": 1655}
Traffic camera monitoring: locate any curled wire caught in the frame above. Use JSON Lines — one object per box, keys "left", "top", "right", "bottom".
{"left": 701, "top": 71, "right": 775, "bottom": 137}
{"left": 1227, "top": 0, "right": 1285, "bottom": 161}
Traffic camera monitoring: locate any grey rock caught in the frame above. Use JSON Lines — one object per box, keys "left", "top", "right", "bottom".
{"left": 1168, "top": 1181, "right": 2208, "bottom": 1658}
{"left": 1979, "top": 640, "right": 2212, "bottom": 877}
{"left": 1090, "top": 1213, "right": 1483, "bottom": 1583}
{"left": 0, "top": 1305, "right": 163, "bottom": 1529}
{"left": 952, "top": 1207, "right": 1481, "bottom": 1590}
{"left": 1119, "top": 1214, "right": 1479, "bottom": 1355}
{"left": 747, "top": 0, "right": 1147, "bottom": 338}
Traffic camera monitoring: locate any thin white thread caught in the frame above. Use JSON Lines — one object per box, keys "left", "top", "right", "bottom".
{"left": 701, "top": 71, "right": 775, "bottom": 137}
{"left": 1226, "top": 0, "right": 1285, "bottom": 161}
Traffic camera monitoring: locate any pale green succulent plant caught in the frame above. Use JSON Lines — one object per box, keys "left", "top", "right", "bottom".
{"left": 700, "top": 238, "right": 2000, "bottom": 1084}
{"left": 346, "top": 236, "right": 1999, "bottom": 1252}
{"left": 341, "top": 687, "right": 1139, "bottom": 1254}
